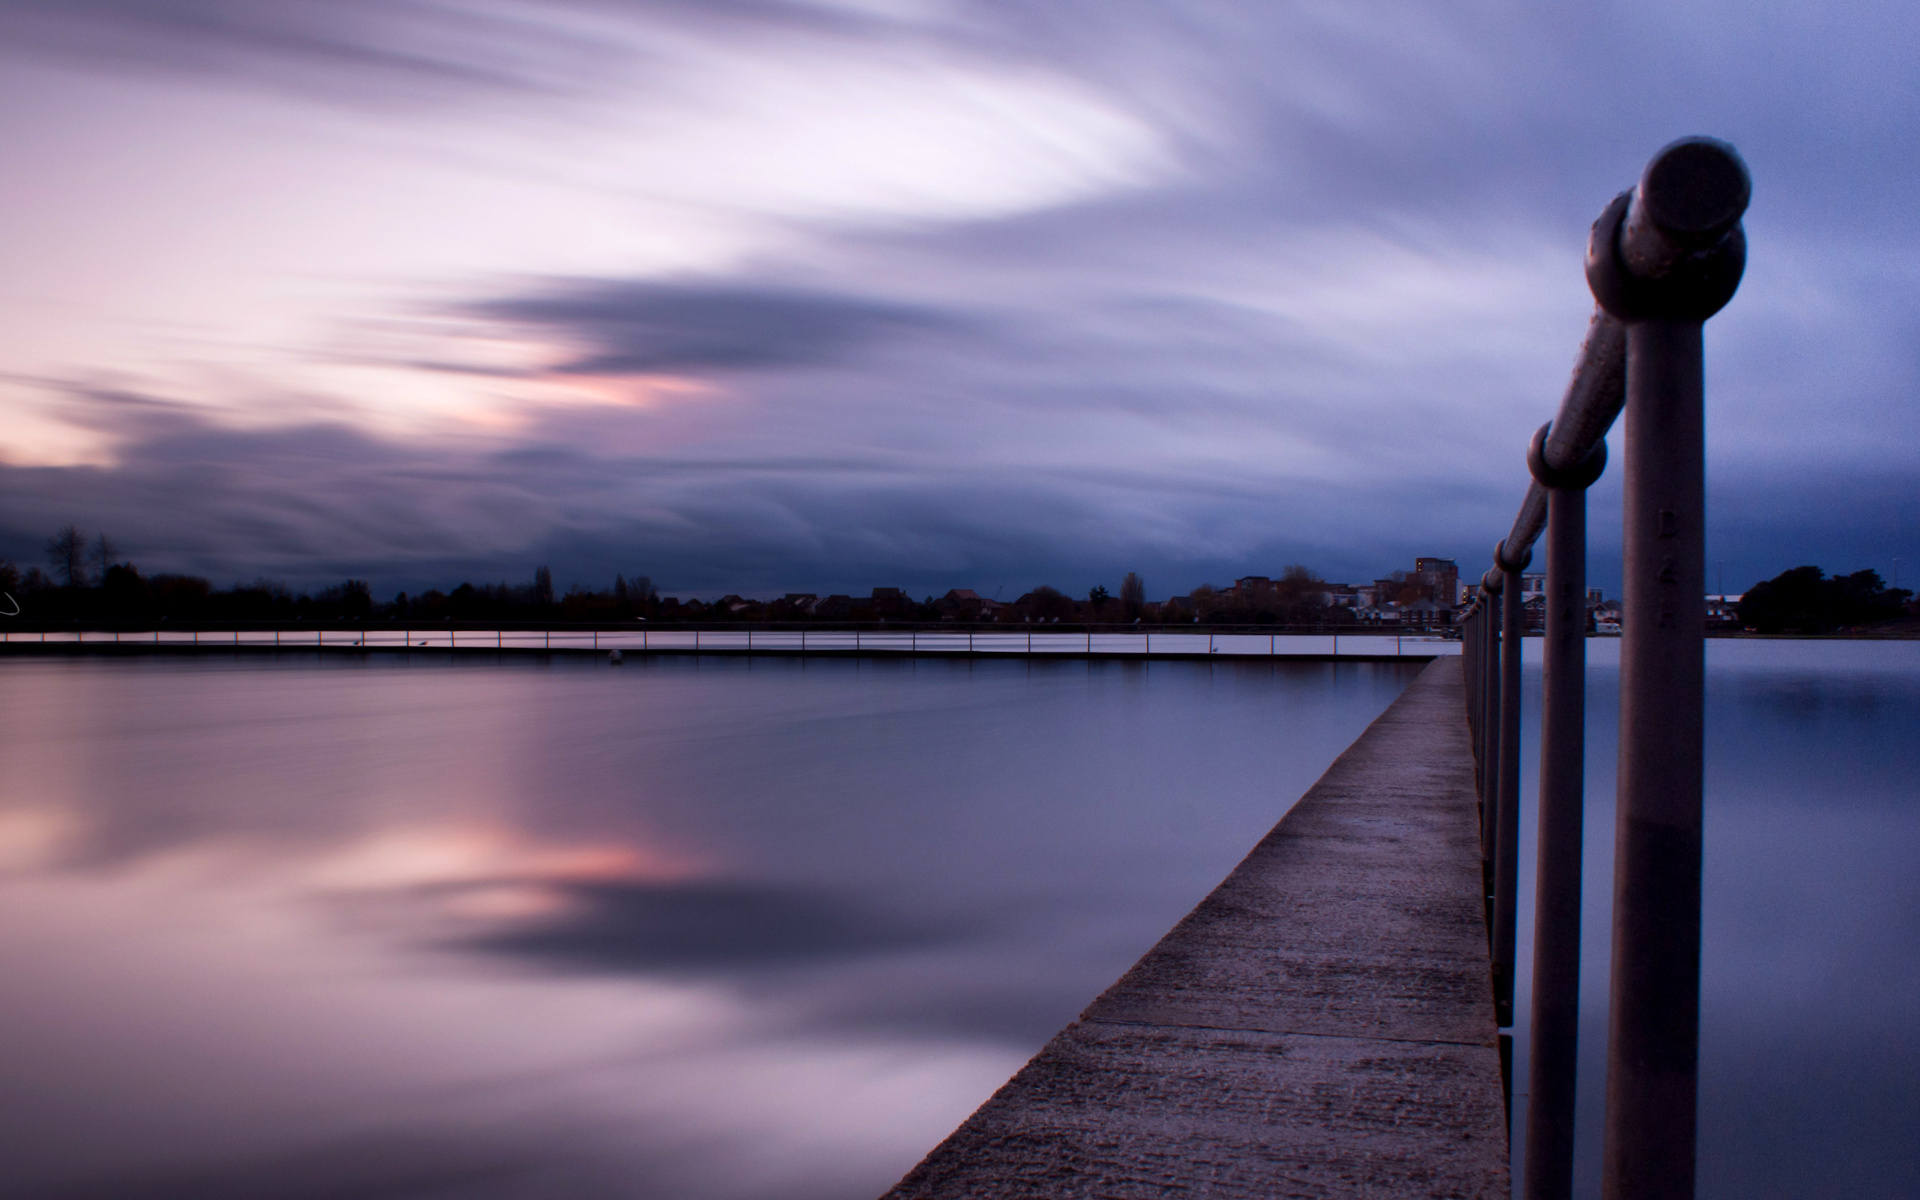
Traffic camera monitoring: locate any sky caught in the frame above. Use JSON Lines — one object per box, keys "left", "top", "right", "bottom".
{"left": 0, "top": 0, "right": 1914, "bottom": 601}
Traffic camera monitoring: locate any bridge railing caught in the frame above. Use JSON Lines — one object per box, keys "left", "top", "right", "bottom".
{"left": 0, "top": 624, "right": 1460, "bottom": 659}
{"left": 1458, "top": 137, "right": 1750, "bottom": 1200}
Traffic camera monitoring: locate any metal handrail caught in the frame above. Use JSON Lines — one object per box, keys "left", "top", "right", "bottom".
{"left": 1463, "top": 136, "right": 1750, "bottom": 1200}
{"left": 1499, "top": 312, "right": 1627, "bottom": 566}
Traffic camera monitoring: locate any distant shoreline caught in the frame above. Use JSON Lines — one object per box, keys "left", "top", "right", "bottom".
{"left": 2, "top": 623, "right": 1916, "bottom": 640}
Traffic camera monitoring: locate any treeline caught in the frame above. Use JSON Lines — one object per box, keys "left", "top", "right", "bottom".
{"left": 2, "top": 526, "right": 669, "bottom": 625}
{"left": 1185, "top": 565, "right": 1359, "bottom": 625}
{"left": 1736, "top": 566, "right": 1913, "bottom": 634}
{"left": 4, "top": 527, "right": 1316, "bottom": 628}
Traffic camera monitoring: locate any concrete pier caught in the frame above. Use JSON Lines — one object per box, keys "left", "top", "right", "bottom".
{"left": 882, "top": 656, "right": 1507, "bottom": 1199}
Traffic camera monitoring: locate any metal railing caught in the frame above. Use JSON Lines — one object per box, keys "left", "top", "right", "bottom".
{"left": 0, "top": 624, "right": 1460, "bottom": 660}
{"left": 1459, "top": 137, "right": 1749, "bottom": 1200}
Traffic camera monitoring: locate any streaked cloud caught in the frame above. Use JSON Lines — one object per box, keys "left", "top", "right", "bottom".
{"left": 0, "top": 0, "right": 1915, "bottom": 596}
{"left": 469, "top": 281, "right": 963, "bottom": 375}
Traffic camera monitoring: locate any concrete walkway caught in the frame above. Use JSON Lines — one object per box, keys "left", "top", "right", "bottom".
{"left": 881, "top": 656, "right": 1507, "bottom": 1199}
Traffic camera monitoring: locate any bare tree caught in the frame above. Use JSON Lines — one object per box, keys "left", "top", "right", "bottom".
{"left": 46, "top": 525, "right": 88, "bottom": 588}
{"left": 90, "top": 532, "right": 121, "bottom": 575}
{"left": 1120, "top": 572, "right": 1145, "bottom": 609}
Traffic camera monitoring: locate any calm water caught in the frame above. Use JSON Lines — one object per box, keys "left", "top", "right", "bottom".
{"left": 4, "top": 646, "right": 1914, "bottom": 1199}
{"left": 0, "top": 653, "right": 1417, "bottom": 1200}
{"left": 1507, "top": 639, "right": 1920, "bottom": 1199}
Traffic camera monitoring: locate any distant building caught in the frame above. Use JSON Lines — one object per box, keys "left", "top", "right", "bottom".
{"left": 1400, "top": 598, "right": 1448, "bottom": 629}
{"left": 1414, "top": 558, "right": 1459, "bottom": 611}
{"left": 1593, "top": 599, "right": 1623, "bottom": 634}
{"left": 936, "top": 589, "right": 986, "bottom": 620}
{"left": 869, "top": 587, "right": 912, "bottom": 616}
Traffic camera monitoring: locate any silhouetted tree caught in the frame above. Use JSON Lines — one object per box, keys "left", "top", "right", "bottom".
{"left": 1024, "top": 586, "right": 1074, "bottom": 620}
{"left": 532, "top": 565, "right": 554, "bottom": 607}
{"left": 46, "top": 525, "right": 88, "bottom": 588}
{"left": 1738, "top": 566, "right": 1912, "bottom": 633}
{"left": 90, "top": 532, "right": 121, "bottom": 576}
{"left": 147, "top": 575, "right": 210, "bottom": 619}
{"left": 101, "top": 563, "right": 148, "bottom": 616}
{"left": 1120, "top": 572, "right": 1145, "bottom": 611}
{"left": 448, "top": 582, "right": 481, "bottom": 618}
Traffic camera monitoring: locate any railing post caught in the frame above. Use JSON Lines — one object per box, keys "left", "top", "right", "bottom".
{"left": 1588, "top": 137, "right": 1749, "bottom": 1200}
{"left": 1479, "top": 574, "right": 1504, "bottom": 865}
{"left": 1525, "top": 427, "right": 1608, "bottom": 1200}
{"left": 1494, "top": 544, "right": 1530, "bottom": 1030}
{"left": 1465, "top": 607, "right": 1480, "bottom": 764}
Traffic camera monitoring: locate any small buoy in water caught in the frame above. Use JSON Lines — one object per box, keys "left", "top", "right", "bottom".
{"left": 608, "top": 649, "right": 624, "bottom": 664}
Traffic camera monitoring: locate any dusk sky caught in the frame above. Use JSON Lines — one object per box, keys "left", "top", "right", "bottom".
{"left": 1, "top": 1, "right": 1914, "bottom": 600}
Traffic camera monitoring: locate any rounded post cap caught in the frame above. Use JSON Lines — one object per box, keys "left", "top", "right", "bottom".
{"left": 1639, "top": 137, "right": 1751, "bottom": 243}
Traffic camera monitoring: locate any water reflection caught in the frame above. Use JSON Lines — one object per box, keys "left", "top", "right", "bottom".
{"left": 1506, "top": 639, "right": 1920, "bottom": 1199}
{"left": 0, "top": 653, "right": 1415, "bottom": 1199}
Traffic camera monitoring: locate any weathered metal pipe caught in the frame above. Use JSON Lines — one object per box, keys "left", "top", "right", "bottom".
{"left": 1524, "top": 426, "right": 1607, "bottom": 1200}
{"left": 1478, "top": 578, "right": 1503, "bottom": 864}
{"left": 1542, "top": 312, "right": 1628, "bottom": 472}
{"left": 1591, "top": 136, "right": 1748, "bottom": 1200}
{"left": 1503, "top": 483, "right": 1549, "bottom": 573}
{"left": 1492, "top": 542, "right": 1529, "bottom": 1028}
{"left": 1464, "top": 611, "right": 1480, "bottom": 758}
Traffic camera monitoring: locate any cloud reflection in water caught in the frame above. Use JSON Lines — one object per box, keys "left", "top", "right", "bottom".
{"left": 0, "top": 653, "right": 1414, "bottom": 1198}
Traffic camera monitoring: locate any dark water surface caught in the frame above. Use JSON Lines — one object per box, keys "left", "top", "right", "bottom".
{"left": 1507, "top": 639, "right": 1920, "bottom": 1199}
{"left": 0, "top": 654, "right": 1416, "bottom": 1199}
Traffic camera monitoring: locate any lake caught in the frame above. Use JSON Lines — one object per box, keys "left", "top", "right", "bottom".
{"left": 1507, "top": 638, "right": 1920, "bottom": 1199}
{"left": 0, "top": 643, "right": 1913, "bottom": 1199}
{"left": 0, "top": 653, "right": 1413, "bottom": 1199}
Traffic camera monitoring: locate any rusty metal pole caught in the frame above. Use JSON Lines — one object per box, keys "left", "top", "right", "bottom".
{"left": 1466, "top": 607, "right": 1482, "bottom": 785}
{"left": 1475, "top": 606, "right": 1488, "bottom": 775}
{"left": 1588, "top": 137, "right": 1749, "bottom": 1200}
{"left": 1493, "top": 544, "right": 1529, "bottom": 1028}
{"left": 1479, "top": 574, "right": 1504, "bottom": 865}
{"left": 1477, "top": 605, "right": 1489, "bottom": 759}
{"left": 1474, "top": 603, "right": 1491, "bottom": 856}
{"left": 1524, "top": 428, "right": 1608, "bottom": 1200}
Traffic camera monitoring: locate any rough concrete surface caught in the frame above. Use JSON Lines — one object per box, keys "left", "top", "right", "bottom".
{"left": 882, "top": 656, "right": 1508, "bottom": 1199}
